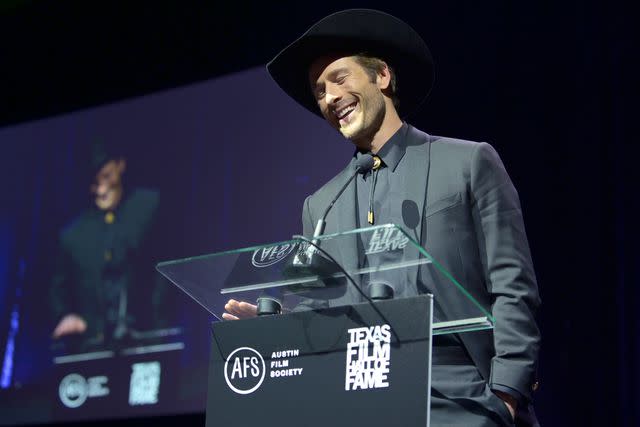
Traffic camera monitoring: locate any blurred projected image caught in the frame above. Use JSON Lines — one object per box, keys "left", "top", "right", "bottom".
{"left": 49, "top": 140, "right": 174, "bottom": 354}
{"left": 0, "top": 65, "right": 344, "bottom": 425}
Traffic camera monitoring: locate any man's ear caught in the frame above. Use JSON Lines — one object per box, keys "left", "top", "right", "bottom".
{"left": 376, "top": 62, "right": 392, "bottom": 91}
{"left": 117, "top": 158, "right": 127, "bottom": 174}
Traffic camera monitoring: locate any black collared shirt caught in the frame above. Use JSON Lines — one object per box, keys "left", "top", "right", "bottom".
{"left": 354, "top": 123, "right": 413, "bottom": 299}
{"left": 355, "top": 122, "right": 409, "bottom": 230}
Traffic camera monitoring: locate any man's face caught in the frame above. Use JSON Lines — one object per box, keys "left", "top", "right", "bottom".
{"left": 91, "top": 159, "right": 125, "bottom": 211}
{"left": 309, "top": 56, "right": 387, "bottom": 143}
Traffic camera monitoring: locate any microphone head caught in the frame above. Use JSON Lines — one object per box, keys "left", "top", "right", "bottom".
{"left": 355, "top": 153, "right": 375, "bottom": 173}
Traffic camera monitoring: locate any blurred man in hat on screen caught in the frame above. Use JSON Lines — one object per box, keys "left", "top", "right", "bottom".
{"left": 225, "top": 9, "right": 541, "bottom": 426}
{"left": 50, "top": 140, "right": 170, "bottom": 352}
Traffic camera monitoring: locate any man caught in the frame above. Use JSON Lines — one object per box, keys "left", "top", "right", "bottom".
{"left": 50, "top": 141, "right": 167, "bottom": 351}
{"left": 225, "top": 9, "right": 540, "bottom": 427}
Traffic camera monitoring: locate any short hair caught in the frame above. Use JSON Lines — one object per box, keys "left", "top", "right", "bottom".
{"left": 354, "top": 54, "right": 399, "bottom": 110}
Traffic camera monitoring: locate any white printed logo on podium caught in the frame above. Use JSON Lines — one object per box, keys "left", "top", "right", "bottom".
{"left": 345, "top": 324, "right": 392, "bottom": 391}
{"left": 224, "top": 347, "right": 266, "bottom": 394}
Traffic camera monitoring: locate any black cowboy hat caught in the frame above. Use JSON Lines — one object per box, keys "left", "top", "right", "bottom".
{"left": 267, "top": 9, "right": 434, "bottom": 119}
{"left": 90, "top": 138, "right": 124, "bottom": 173}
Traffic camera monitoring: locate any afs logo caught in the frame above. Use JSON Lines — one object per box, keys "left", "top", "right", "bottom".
{"left": 58, "top": 373, "right": 109, "bottom": 408}
{"left": 251, "top": 243, "right": 297, "bottom": 268}
{"left": 224, "top": 347, "right": 266, "bottom": 394}
{"left": 59, "top": 374, "right": 88, "bottom": 408}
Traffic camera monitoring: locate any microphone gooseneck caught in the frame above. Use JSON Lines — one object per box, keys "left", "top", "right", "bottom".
{"left": 314, "top": 154, "right": 375, "bottom": 238}
{"left": 259, "top": 155, "right": 379, "bottom": 316}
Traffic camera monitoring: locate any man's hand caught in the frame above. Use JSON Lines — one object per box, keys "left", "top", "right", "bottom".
{"left": 52, "top": 314, "right": 87, "bottom": 338}
{"left": 493, "top": 390, "right": 517, "bottom": 421}
{"left": 222, "top": 299, "right": 258, "bottom": 320}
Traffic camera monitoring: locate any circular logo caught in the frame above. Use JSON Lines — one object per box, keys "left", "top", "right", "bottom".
{"left": 251, "top": 243, "right": 297, "bottom": 268}
{"left": 224, "top": 347, "right": 266, "bottom": 395}
{"left": 59, "top": 373, "right": 88, "bottom": 408}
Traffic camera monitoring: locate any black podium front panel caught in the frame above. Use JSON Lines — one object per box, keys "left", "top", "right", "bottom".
{"left": 207, "top": 295, "right": 433, "bottom": 427}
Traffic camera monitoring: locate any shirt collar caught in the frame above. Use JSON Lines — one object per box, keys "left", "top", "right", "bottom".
{"left": 355, "top": 122, "right": 409, "bottom": 173}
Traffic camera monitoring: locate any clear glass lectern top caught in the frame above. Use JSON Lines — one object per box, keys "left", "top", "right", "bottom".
{"left": 157, "top": 224, "right": 494, "bottom": 335}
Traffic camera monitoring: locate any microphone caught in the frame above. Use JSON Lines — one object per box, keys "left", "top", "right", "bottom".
{"left": 313, "top": 153, "right": 375, "bottom": 237}
{"left": 277, "top": 154, "right": 374, "bottom": 300}
{"left": 258, "top": 154, "right": 375, "bottom": 316}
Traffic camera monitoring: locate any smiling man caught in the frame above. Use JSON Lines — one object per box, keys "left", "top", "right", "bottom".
{"left": 309, "top": 55, "right": 397, "bottom": 151}
{"left": 225, "top": 9, "right": 541, "bottom": 427}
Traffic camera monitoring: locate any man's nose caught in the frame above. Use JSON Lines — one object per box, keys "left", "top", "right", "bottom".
{"left": 324, "top": 83, "right": 342, "bottom": 105}
{"left": 95, "top": 181, "right": 109, "bottom": 195}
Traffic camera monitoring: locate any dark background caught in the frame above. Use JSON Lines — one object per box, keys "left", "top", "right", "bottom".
{"left": 1, "top": 1, "right": 637, "bottom": 426}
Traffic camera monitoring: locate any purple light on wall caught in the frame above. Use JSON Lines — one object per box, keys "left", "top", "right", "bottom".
{"left": 1, "top": 305, "right": 19, "bottom": 388}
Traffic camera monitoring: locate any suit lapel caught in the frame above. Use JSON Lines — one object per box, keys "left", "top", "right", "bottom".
{"left": 401, "top": 125, "right": 431, "bottom": 243}
{"left": 397, "top": 126, "right": 432, "bottom": 297}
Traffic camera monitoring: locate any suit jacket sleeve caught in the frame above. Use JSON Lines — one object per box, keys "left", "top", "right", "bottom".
{"left": 470, "top": 142, "right": 541, "bottom": 401}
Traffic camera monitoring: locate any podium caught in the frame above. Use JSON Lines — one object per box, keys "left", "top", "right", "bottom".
{"left": 157, "top": 224, "right": 494, "bottom": 427}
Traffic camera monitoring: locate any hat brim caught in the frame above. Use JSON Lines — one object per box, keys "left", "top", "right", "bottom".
{"left": 267, "top": 9, "right": 434, "bottom": 119}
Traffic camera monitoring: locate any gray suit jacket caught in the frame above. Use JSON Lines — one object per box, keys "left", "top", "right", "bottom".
{"left": 301, "top": 125, "right": 541, "bottom": 402}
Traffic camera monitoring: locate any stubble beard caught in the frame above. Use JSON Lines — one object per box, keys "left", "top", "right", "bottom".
{"left": 342, "top": 91, "right": 387, "bottom": 150}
